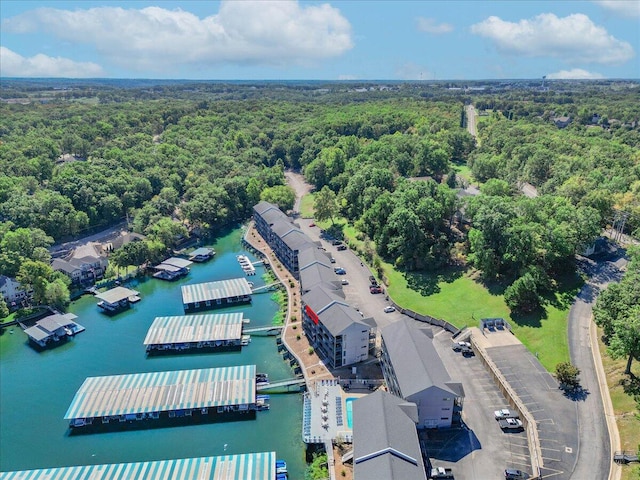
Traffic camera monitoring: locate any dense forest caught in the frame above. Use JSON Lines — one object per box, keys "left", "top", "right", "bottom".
{"left": 1, "top": 79, "right": 639, "bottom": 314}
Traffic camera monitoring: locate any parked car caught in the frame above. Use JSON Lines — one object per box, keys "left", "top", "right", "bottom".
{"left": 332, "top": 240, "right": 342, "bottom": 246}
{"left": 504, "top": 468, "right": 528, "bottom": 479}
{"left": 370, "top": 285, "right": 383, "bottom": 294}
{"left": 330, "top": 257, "right": 336, "bottom": 263}
{"left": 451, "top": 341, "right": 471, "bottom": 352}
{"left": 369, "top": 275, "right": 377, "bottom": 285}
{"left": 309, "top": 222, "right": 316, "bottom": 227}
{"left": 336, "top": 245, "right": 347, "bottom": 251}
{"left": 430, "top": 466, "right": 454, "bottom": 479}
{"left": 334, "top": 267, "right": 346, "bottom": 275}
{"left": 498, "top": 418, "right": 523, "bottom": 430}
{"left": 341, "top": 279, "right": 349, "bottom": 285}
{"left": 494, "top": 408, "right": 519, "bottom": 420}
{"left": 383, "top": 306, "right": 395, "bottom": 313}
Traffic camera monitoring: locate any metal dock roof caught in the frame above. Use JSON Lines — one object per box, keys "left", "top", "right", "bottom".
{"left": 64, "top": 365, "right": 256, "bottom": 420}
{"left": 190, "top": 247, "right": 214, "bottom": 257}
{"left": 181, "top": 278, "right": 252, "bottom": 305}
{"left": 160, "top": 257, "right": 193, "bottom": 269}
{"left": 0, "top": 452, "right": 276, "bottom": 480}
{"left": 95, "top": 286, "right": 140, "bottom": 304}
{"left": 143, "top": 313, "right": 246, "bottom": 346}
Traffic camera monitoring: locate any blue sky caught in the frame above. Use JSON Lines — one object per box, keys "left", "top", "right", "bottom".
{"left": 1, "top": 0, "right": 638, "bottom": 80}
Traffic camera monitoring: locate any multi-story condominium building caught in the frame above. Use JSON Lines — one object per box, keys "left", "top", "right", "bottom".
{"left": 380, "top": 319, "right": 464, "bottom": 428}
{"left": 302, "top": 286, "right": 373, "bottom": 369}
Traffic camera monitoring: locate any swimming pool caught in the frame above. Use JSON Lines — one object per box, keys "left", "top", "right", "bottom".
{"left": 345, "top": 397, "right": 357, "bottom": 429}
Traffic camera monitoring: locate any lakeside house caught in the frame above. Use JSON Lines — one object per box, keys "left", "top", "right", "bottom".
{"left": 0, "top": 275, "right": 30, "bottom": 309}
{"left": 52, "top": 242, "right": 108, "bottom": 286}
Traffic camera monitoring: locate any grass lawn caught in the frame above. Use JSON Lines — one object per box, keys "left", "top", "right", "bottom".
{"left": 454, "top": 164, "right": 474, "bottom": 184}
{"left": 599, "top": 331, "right": 640, "bottom": 480}
{"left": 299, "top": 193, "right": 315, "bottom": 218}
{"left": 1, "top": 312, "right": 17, "bottom": 325}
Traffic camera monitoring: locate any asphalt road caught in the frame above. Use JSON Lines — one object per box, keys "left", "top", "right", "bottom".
{"left": 567, "top": 254, "right": 627, "bottom": 480}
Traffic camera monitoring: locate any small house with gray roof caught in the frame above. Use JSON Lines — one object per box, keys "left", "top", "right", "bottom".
{"left": 380, "top": 319, "right": 464, "bottom": 428}
{"left": 302, "top": 286, "right": 373, "bottom": 368}
{"left": 351, "top": 390, "right": 427, "bottom": 480}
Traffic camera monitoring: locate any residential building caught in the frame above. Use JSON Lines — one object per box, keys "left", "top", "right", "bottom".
{"left": 52, "top": 243, "right": 108, "bottom": 285}
{"left": 0, "top": 275, "right": 29, "bottom": 307}
{"left": 380, "top": 319, "right": 464, "bottom": 428}
{"left": 253, "top": 201, "right": 317, "bottom": 278}
{"left": 302, "top": 286, "right": 373, "bottom": 368}
{"left": 352, "top": 390, "right": 427, "bottom": 480}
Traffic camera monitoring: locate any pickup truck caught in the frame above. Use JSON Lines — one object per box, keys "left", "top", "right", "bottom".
{"left": 430, "top": 466, "right": 454, "bottom": 479}
{"left": 494, "top": 408, "right": 519, "bottom": 420}
{"left": 498, "top": 418, "right": 524, "bottom": 430}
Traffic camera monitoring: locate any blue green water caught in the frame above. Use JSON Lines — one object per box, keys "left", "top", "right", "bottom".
{"left": 0, "top": 228, "right": 305, "bottom": 479}
{"left": 345, "top": 397, "right": 356, "bottom": 429}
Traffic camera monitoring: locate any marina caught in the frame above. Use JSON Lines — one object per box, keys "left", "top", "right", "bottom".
{"left": 237, "top": 254, "right": 257, "bottom": 276}
{"left": 0, "top": 230, "right": 305, "bottom": 479}
{"left": 0, "top": 452, "right": 279, "bottom": 480}
{"left": 181, "top": 278, "right": 252, "bottom": 311}
{"left": 95, "top": 286, "right": 141, "bottom": 314}
{"left": 143, "top": 312, "right": 250, "bottom": 353}
{"left": 64, "top": 364, "right": 263, "bottom": 429}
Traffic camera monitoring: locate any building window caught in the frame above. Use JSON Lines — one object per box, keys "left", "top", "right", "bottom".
{"left": 441, "top": 417, "right": 449, "bottom": 420}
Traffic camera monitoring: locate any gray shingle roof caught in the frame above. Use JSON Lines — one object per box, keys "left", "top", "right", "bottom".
{"left": 299, "top": 263, "right": 341, "bottom": 292}
{"left": 253, "top": 201, "right": 289, "bottom": 224}
{"left": 381, "top": 318, "right": 460, "bottom": 398}
{"left": 353, "top": 390, "right": 427, "bottom": 480}
{"left": 302, "top": 286, "right": 369, "bottom": 336}
{"left": 297, "top": 247, "right": 333, "bottom": 270}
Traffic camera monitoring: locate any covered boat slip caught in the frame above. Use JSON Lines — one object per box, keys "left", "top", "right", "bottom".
{"left": 0, "top": 452, "right": 276, "bottom": 480}
{"left": 181, "top": 278, "right": 252, "bottom": 311}
{"left": 189, "top": 247, "right": 215, "bottom": 262}
{"left": 64, "top": 365, "right": 257, "bottom": 425}
{"left": 143, "top": 313, "right": 248, "bottom": 352}
{"left": 152, "top": 257, "right": 193, "bottom": 281}
{"left": 95, "top": 286, "right": 140, "bottom": 313}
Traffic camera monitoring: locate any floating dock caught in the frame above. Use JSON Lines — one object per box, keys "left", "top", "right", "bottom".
{"left": 22, "top": 312, "right": 85, "bottom": 348}
{"left": 95, "top": 286, "right": 140, "bottom": 314}
{"left": 0, "top": 452, "right": 277, "bottom": 480}
{"left": 189, "top": 247, "right": 215, "bottom": 262}
{"left": 152, "top": 257, "right": 192, "bottom": 281}
{"left": 181, "top": 278, "right": 252, "bottom": 312}
{"left": 64, "top": 365, "right": 261, "bottom": 428}
{"left": 143, "top": 312, "right": 250, "bottom": 353}
{"left": 237, "top": 254, "right": 256, "bottom": 275}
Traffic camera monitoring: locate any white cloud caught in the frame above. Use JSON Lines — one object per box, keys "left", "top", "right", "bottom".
{"left": 593, "top": 1, "right": 640, "bottom": 17}
{"left": 2, "top": 1, "right": 353, "bottom": 72}
{"left": 546, "top": 68, "right": 605, "bottom": 79}
{"left": 0, "top": 46, "right": 104, "bottom": 77}
{"left": 416, "top": 17, "right": 453, "bottom": 34}
{"left": 470, "top": 13, "right": 634, "bottom": 65}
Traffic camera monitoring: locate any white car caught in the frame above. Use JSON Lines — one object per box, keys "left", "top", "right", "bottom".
{"left": 341, "top": 279, "right": 349, "bottom": 285}
{"left": 383, "top": 306, "right": 396, "bottom": 313}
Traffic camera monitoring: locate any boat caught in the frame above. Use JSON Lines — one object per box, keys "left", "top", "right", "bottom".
{"left": 276, "top": 460, "right": 287, "bottom": 474}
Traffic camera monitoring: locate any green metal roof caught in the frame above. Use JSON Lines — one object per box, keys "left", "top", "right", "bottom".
{"left": 181, "top": 278, "right": 252, "bottom": 305}
{"left": 64, "top": 365, "right": 256, "bottom": 420}
{"left": 0, "top": 452, "right": 276, "bottom": 480}
{"left": 143, "top": 313, "right": 246, "bottom": 345}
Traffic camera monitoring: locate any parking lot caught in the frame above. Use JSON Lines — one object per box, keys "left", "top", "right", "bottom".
{"left": 424, "top": 327, "right": 532, "bottom": 480}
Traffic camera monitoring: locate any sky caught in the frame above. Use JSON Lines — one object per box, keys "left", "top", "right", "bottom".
{"left": 0, "top": 0, "right": 638, "bottom": 80}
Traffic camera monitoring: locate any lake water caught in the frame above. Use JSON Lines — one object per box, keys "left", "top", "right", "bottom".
{"left": 0, "top": 228, "right": 305, "bottom": 479}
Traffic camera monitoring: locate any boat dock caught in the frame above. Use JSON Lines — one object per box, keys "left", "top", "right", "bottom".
{"left": 257, "top": 377, "right": 306, "bottom": 392}
{"left": 181, "top": 278, "right": 252, "bottom": 312}
{"left": 188, "top": 247, "right": 215, "bottom": 262}
{"left": 152, "top": 257, "right": 192, "bottom": 281}
{"left": 95, "top": 286, "right": 141, "bottom": 315}
{"left": 64, "top": 364, "right": 264, "bottom": 429}
{"left": 0, "top": 452, "right": 278, "bottom": 480}
{"left": 143, "top": 312, "right": 250, "bottom": 353}
{"left": 237, "top": 254, "right": 257, "bottom": 276}
{"left": 23, "top": 312, "right": 85, "bottom": 348}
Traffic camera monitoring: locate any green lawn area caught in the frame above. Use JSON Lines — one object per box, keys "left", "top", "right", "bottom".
{"left": 299, "top": 193, "right": 315, "bottom": 218}
{"left": 300, "top": 193, "right": 574, "bottom": 372}
{"left": 1, "top": 312, "right": 17, "bottom": 325}
{"left": 454, "top": 164, "right": 474, "bottom": 184}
